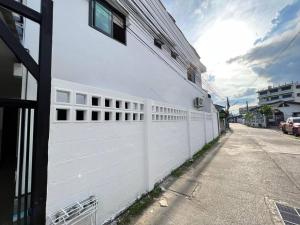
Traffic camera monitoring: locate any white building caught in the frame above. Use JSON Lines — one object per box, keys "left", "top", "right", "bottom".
{"left": 267, "top": 101, "right": 300, "bottom": 124}
{"left": 0, "top": 1, "right": 219, "bottom": 224}
{"left": 257, "top": 82, "right": 300, "bottom": 105}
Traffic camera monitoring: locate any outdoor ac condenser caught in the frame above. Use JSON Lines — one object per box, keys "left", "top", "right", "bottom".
{"left": 48, "top": 196, "right": 98, "bottom": 225}
{"left": 194, "top": 97, "right": 204, "bottom": 109}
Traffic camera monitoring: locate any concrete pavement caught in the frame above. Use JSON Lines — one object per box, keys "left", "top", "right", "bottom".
{"left": 130, "top": 124, "right": 300, "bottom": 225}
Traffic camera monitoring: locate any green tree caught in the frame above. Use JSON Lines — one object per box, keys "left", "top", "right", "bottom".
{"left": 219, "top": 110, "right": 228, "bottom": 119}
{"left": 259, "top": 105, "right": 272, "bottom": 116}
{"left": 244, "top": 112, "right": 254, "bottom": 121}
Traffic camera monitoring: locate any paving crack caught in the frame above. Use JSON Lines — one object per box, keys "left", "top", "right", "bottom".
{"left": 167, "top": 188, "right": 192, "bottom": 198}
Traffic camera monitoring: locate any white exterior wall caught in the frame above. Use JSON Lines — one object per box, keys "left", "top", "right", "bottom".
{"left": 20, "top": 0, "right": 217, "bottom": 224}
{"left": 48, "top": 79, "right": 219, "bottom": 224}
{"left": 48, "top": 79, "right": 146, "bottom": 223}
{"left": 149, "top": 101, "right": 189, "bottom": 187}
{"left": 279, "top": 105, "right": 300, "bottom": 120}
{"left": 190, "top": 112, "right": 206, "bottom": 155}
{"left": 24, "top": 0, "right": 207, "bottom": 108}
{"left": 205, "top": 113, "right": 214, "bottom": 143}
{"left": 212, "top": 112, "right": 219, "bottom": 138}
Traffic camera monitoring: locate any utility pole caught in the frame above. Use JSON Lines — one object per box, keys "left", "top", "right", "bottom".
{"left": 226, "top": 97, "right": 230, "bottom": 128}
{"left": 226, "top": 97, "right": 230, "bottom": 112}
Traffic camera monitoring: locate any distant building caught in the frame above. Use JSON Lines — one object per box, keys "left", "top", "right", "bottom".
{"left": 245, "top": 101, "right": 300, "bottom": 127}
{"left": 246, "top": 106, "right": 267, "bottom": 128}
{"left": 239, "top": 106, "right": 257, "bottom": 115}
{"left": 214, "top": 104, "right": 227, "bottom": 132}
{"left": 257, "top": 82, "right": 300, "bottom": 105}
{"left": 267, "top": 101, "right": 300, "bottom": 124}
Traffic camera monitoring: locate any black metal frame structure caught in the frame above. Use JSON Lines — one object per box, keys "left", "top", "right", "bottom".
{"left": 0, "top": 0, "right": 53, "bottom": 224}
{"left": 0, "top": 98, "right": 36, "bottom": 225}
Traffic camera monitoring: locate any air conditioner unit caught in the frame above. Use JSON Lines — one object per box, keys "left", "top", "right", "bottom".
{"left": 194, "top": 97, "right": 203, "bottom": 109}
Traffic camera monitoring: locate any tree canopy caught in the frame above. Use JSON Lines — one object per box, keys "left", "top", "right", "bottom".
{"left": 259, "top": 105, "right": 273, "bottom": 116}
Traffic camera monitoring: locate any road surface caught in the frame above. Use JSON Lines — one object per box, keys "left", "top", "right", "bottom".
{"left": 130, "top": 124, "right": 300, "bottom": 225}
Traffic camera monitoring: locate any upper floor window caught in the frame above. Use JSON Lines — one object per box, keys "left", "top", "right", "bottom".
{"left": 270, "top": 88, "right": 278, "bottom": 93}
{"left": 171, "top": 51, "right": 178, "bottom": 60}
{"left": 187, "top": 67, "right": 196, "bottom": 83}
{"left": 90, "top": 0, "right": 126, "bottom": 44}
{"left": 270, "top": 96, "right": 279, "bottom": 100}
{"left": 281, "top": 86, "right": 291, "bottom": 91}
{"left": 154, "top": 38, "right": 164, "bottom": 49}
{"left": 296, "top": 85, "right": 300, "bottom": 89}
{"left": 282, "top": 93, "right": 292, "bottom": 98}
{"left": 259, "top": 91, "right": 268, "bottom": 95}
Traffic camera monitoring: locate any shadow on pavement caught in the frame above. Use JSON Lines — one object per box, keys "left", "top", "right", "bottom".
{"left": 149, "top": 132, "right": 232, "bottom": 225}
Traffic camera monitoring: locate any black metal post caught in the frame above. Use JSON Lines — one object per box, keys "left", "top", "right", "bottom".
{"left": 30, "top": 0, "right": 53, "bottom": 224}
{"left": 0, "top": 0, "right": 41, "bottom": 23}
{"left": 0, "top": 18, "right": 40, "bottom": 80}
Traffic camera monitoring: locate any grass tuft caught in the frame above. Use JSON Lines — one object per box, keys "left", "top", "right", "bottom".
{"left": 117, "top": 185, "right": 162, "bottom": 224}
{"left": 171, "top": 137, "right": 220, "bottom": 178}
{"left": 116, "top": 136, "right": 220, "bottom": 224}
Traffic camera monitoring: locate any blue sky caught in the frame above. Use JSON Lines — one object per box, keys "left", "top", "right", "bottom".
{"left": 162, "top": 0, "right": 300, "bottom": 112}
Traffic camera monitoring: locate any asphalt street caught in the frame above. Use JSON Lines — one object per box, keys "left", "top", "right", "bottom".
{"left": 131, "top": 123, "right": 300, "bottom": 225}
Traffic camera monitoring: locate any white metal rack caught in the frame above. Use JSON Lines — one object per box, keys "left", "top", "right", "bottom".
{"left": 48, "top": 196, "right": 98, "bottom": 225}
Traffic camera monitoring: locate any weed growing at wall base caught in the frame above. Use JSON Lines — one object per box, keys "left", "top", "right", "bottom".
{"left": 116, "top": 185, "right": 162, "bottom": 225}
{"left": 115, "top": 136, "right": 220, "bottom": 224}
{"left": 171, "top": 136, "right": 220, "bottom": 177}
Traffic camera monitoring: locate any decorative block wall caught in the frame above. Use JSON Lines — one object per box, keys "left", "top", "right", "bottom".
{"left": 47, "top": 79, "right": 220, "bottom": 225}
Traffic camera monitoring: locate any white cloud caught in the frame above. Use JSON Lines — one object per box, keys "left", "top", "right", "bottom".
{"left": 162, "top": 0, "right": 298, "bottom": 112}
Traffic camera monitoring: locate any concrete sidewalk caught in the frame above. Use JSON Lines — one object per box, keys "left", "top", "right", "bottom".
{"left": 129, "top": 124, "right": 300, "bottom": 225}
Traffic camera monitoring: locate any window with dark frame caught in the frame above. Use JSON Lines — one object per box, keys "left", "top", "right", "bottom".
{"left": 90, "top": 0, "right": 126, "bottom": 44}
{"left": 187, "top": 67, "right": 196, "bottom": 83}
{"left": 282, "top": 94, "right": 292, "bottom": 98}
{"left": 271, "top": 96, "right": 279, "bottom": 100}
{"left": 171, "top": 51, "right": 178, "bottom": 60}
{"left": 154, "top": 38, "right": 163, "bottom": 49}
{"left": 281, "top": 86, "right": 292, "bottom": 91}
{"left": 260, "top": 91, "right": 268, "bottom": 95}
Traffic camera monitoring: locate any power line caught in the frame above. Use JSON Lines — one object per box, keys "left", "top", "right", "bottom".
{"left": 143, "top": 0, "right": 197, "bottom": 61}
{"left": 127, "top": 0, "right": 195, "bottom": 65}
{"left": 121, "top": 0, "right": 227, "bottom": 102}
{"left": 201, "top": 77, "right": 227, "bottom": 101}
{"left": 122, "top": 0, "right": 194, "bottom": 72}
{"left": 127, "top": 27, "right": 207, "bottom": 95}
